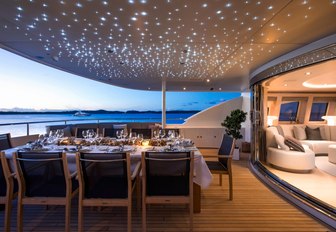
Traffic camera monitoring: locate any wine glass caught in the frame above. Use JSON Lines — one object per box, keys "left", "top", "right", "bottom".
{"left": 82, "top": 130, "right": 88, "bottom": 139}
{"left": 87, "top": 129, "right": 96, "bottom": 139}
{"left": 168, "top": 130, "right": 176, "bottom": 139}
{"left": 122, "top": 129, "right": 128, "bottom": 139}
{"left": 159, "top": 129, "right": 166, "bottom": 139}
{"left": 153, "top": 130, "right": 160, "bottom": 139}
{"left": 96, "top": 134, "right": 103, "bottom": 145}
{"left": 56, "top": 129, "right": 64, "bottom": 138}
{"left": 137, "top": 133, "right": 144, "bottom": 144}
{"left": 130, "top": 132, "right": 137, "bottom": 145}
{"left": 116, "top": 130, "right": 122, "bottom": 139}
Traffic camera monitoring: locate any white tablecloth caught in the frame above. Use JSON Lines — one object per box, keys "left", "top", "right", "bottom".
{"left": 4, "top": 145, "right": 213, "bottom": 189}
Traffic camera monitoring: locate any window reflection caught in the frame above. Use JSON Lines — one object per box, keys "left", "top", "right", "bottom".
{"left": 309, "top": 102, "right": 328, "bottom": 121}
{"left": 279, "top": 102, "right": 299, "bottom": 122}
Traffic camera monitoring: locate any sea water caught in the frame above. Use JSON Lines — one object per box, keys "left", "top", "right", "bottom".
{"left": 0, "top": 113, "right": 195, "bottom": 137}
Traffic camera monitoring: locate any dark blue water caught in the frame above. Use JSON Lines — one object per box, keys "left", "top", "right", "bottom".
{"left": 0, "top": 113, "right": 195, "bottom": 137}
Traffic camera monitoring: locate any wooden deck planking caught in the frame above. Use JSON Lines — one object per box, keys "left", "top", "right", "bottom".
{"left": 0, "top": 150, "right": 329, "bottom": 231}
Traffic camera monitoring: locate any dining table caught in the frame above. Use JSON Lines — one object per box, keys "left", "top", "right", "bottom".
{"left": 3, "top": 142, "right": 213, "bottom": 213}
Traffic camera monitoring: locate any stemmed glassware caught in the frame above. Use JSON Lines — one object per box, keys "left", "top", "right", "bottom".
{"left": 153, "top": 130, "right": 160, "bottom": 139}
{"left": 168, "top": 130, "right": 176, "bottom": 139}
{"left": 159, "top": 129, "right": 166, "bottom": 139}
{"left": 117, "top": 130, "right": 125, "bottom": 139}
{"left": 47, "top": 130, "right": 58, "bottom": 149}
{"left": 86, "top": 129, "right": 96, "bottom": 148}
{"left": 130, "top": 132, "right": 137, "bottom": 145}
{"left": 122, "top": 129, "right": 128, "bottom": 139}
{"left": 87, "top": 129, "right": 96, "bottom": 139}
{"left": 82, "top": 130, "right": 88, "bottom": 139}
{"left": 137, "top": 134, "right": 144, "bottom": 145}
{"left": 38, "top": 133, "right": 48, "bottom": 145}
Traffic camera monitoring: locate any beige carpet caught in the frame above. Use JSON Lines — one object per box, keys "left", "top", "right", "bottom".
{"left": 315, "top": 156, "right": 336, "bottom": 176}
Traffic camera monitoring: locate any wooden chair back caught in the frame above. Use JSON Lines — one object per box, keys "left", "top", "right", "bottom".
{"left": 13, "top": 151, "right": 78, "bottom": 232}
{"left": 76, "top": 152, "right": 134, "bottom": 232}
{"left": 0, "top": 133, "right": 12, "bottom": 151}
{"left": 0, "top": 151, "right": 17, "bottom": 232}
{"left": 142, "top": 151, "right": 194, "bottom": 232}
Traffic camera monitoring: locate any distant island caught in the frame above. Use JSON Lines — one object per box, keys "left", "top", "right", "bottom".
{"left": 0, "top": 109, "right": 200, "bottom": 115}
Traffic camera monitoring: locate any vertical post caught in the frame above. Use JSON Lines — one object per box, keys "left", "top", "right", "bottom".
{"left": 162, "top": 79, "right": 166, "bottom": 129}
{"left": 26, "top": 123, "right": 29, "bottom": 136}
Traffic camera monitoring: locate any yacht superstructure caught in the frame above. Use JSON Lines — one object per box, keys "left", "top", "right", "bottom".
{"left": 0, "top": 0, "right": 336, "bottom": 230}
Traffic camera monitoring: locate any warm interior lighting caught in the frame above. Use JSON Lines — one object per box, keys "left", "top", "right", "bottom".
{"left": 267, "top": 115, "right": 278, "bottom": 127}
{"left": 321, "top": 116, "right": 336, "bottom": 126}
{"left": 303, "top": 82, "right": 336, "bottom": 88}
{"left": 142, "top": 139, "right": 150, "bottom": 146}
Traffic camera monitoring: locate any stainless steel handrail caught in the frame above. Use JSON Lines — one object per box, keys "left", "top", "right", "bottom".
{"left": 0, "top": 116, "right": 185, "bottom": 136}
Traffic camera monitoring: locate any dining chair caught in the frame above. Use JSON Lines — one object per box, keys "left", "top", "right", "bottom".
{"left": 205, "top": 134, "right": 235, "bottom": 200}
{"left": 13, "top": 151, "right": 78, "bottom": 232}
{"left": 130, "top": 128, "right": 152, "bottom": 139}
{"left": 142, "top": 151, "right": 194, "bottom": 232}
{"left": 76, "top": 152, "right": 141, "bottom": 232}
{"left": 75, "top": 127, "right": 98, "bottom": 138}
{"left": 1, "top": 151, "right": 17, "bottom": 232}
{"left": 0, "top": 133, "right": 13, "bottom": 151}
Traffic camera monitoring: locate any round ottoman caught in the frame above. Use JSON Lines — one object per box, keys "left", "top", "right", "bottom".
{"left": 328, "top": 145, "right": 336, "bottom": 164}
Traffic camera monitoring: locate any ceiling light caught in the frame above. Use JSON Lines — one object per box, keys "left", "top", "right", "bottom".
{"left": 303, "top": 82, "right": 336, "bottom": 88}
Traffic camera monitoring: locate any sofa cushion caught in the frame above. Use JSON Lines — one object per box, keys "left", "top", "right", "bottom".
{"left": 319, "top": 126, "right": 329, "bottom": 140}
{"left": 305, "top": 126, "right": 322, "bottom": 140}
{"left": 284, "top": 136, "right": 305, "bottom": 152}
{"left": 279, "top": 125, "right": 295, "bottom": 137}
{"left": 276, "top": 125, "right": 284, "bottom": 136}
{"left": 300, "top": 140, "right": 336, "bottom": 155}
{"left": 266, "top": 127, "right": 280, "bottom": 148}
{"left": 274, "top": 134, "right": 290, "bottom": 151}
{"left": 293, "top": 125, "right": 307, "bottom": 140}
{"left": 330, "top": 126, "right": 336, "bottom": 141}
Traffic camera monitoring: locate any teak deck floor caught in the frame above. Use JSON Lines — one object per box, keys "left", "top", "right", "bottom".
{"left": 0, "top": 150, "right": 329, "bottom": 231}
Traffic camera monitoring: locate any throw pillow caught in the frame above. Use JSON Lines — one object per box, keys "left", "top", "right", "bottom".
{"left": 284, "top": 136, "right": 305, "bottom": 152}
{"left": 274, "top": 134, "right": 290, "bottom": 151}
{"left": 276, "top": 125, "right": 284, "bottom": 136}
{"left": 319, "top": 126, "right": 327, "bottom": 140}
{"left": 293, "top": 125, "right": 307, "bottom": 140}
{"left": 305, "top": 126, "right": 322, "bottom": 140}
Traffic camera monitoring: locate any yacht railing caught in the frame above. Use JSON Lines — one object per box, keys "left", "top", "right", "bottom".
{"left": 0, "top": 117, "right": 184, "bottom": 137}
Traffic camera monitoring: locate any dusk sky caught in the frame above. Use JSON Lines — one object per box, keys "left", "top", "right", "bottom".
{"left": 0, "top": 49, "right": 240, "bottom": 111}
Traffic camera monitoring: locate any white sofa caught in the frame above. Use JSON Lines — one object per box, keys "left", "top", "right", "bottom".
{"left": 278, "top": 124, "right": 336, "bottom": 155}
{"left": 265, "top": 127, "right": 315, "bottom": 172}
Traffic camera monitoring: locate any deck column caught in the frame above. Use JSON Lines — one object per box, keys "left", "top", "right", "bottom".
{"left": 162, "top": 79, "right": 166, "bottom": 129}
